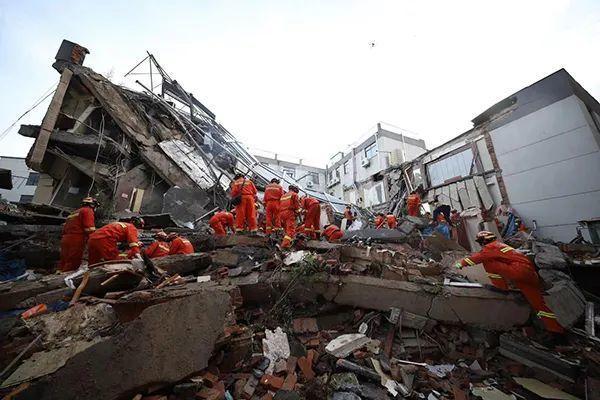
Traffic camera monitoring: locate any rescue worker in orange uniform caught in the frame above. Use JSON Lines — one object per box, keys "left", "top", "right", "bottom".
{"left": 323, "top": 224, "right": 344, "bottom": 242}
{"left": 264, "top": 178, "right": 284, "bottom": 234}
{"left": 455, "top": 231, "right": 564, "bottom": 334}
{"left": 209, "top": 209, "right": 235, "bottom": 237}
{"left": 58, "top": 197, "right": 98, "bottom": 272}
{"left": 374, "top": 213, "right": 386, "bottom": 229}
{"left": 344, "top": 205, "right": 354, "bottom": 224}
{"left": 300, "top": 196, "right": 321, "bottom": 239}
{"left": 406, "top": 190, "right": 421, "bottom": 217}
{"left": 280, "top": 185, "right": 300, "bottom": 248}
{"left": 230, "top": 173, "right": 258, "bottom": 233}
{"left": 386, "top": 214, "right": 398, "bottom": 229}
{"left": 144, "top": 231, "right": 170, "bottom": 259}
{"left": 168, "top": 233, "right": 195, "bottom": 255}
{"left": 88, "top": 217, "right": 144, "bottom": 266}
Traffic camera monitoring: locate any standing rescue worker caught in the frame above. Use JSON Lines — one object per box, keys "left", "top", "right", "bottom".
{"left": 209, "top": 209, "right": 235, "bottom": 237}
{"left": 374, "top": 213, "right": 386, "bottom": 229}
{"left": 264, "top": 178, "right": 284, "bottom": 234}
{"left": 455, "top": 231, "right": 564, "bottom": 334}
{"left": 344, "top": 205, "right": 354, "bottom": 224}
{"left": 280, "top": 185, "right": 301, "bottom": 248}
{"left": 144, "top": 231, "right": 170, "bottom": 259}
{"left": 59, "top": 197, "right": 98, "bottom": 272}
{"left": 323, "top": 224, "right": 344, "bottom": 242}
{"left": 386, "top": 214, "right": 398, "bottom": 229}
{"left": 406, "top": 190, "right": 421, "bottom": 217}
{"left": 88, "top": 217, "right": 144, "bottom": 266}
{"left": 300, "top": 196, "right": 321, "bottom": 239}
{"left": 168, "top": 233, "right": 195, "bottom": 255}
{"left": 230, "top": 173, "right": 258, "bottom": 233}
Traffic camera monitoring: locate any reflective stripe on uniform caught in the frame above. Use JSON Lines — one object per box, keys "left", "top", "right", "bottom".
{"left": 537, "top": 311, "right": 557, "bottom": 319}
{"left": 129, "top": 242, "right": 139, "bottom": 247}
{"left": 281, "top": 195, "right": 292, "bottom": 201}
{"left": 84, "top": 227, "right": 96, "bottom": 232}
{"left": 284, "top": 235, "right": 293, "bottom": 241}
{"left": 464, "top": 258, "right": 476, "bottom": 266}
{"left": 67, "top": 212, "right": 80, "bottom": 219}
{"left": 115, "top": 222, "right": 127, "bottom": 229}
{"left": 500, "top": 246, "right": 514, "bottom": 253}
{"left": 159, "top": 245, "right": 169, "bottom": 252}
{"left": 487, "top": 273, "right": 503, "bottom": 279}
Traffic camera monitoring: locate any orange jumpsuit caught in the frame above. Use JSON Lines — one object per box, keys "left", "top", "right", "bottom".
{"left": 407, "top": 194, "right": 421, "bottom": 217}
{"left": 144, "top": 241, "right": 170, "bottom": 259}
{"left": 301, "top": 197, "right": 321, "bottom": 239}
{"left": 59, "top": 206, "right": 96, "bottom": 272}
{"left": 209, "top": 211, "right": 234, "bottom": 237}
{"left": 169, "top": 237, "right": 195, "bottom": 255}
{"left": 386, "top": 214, "right": 398, "bottom": 229}
{"left": 344, "top": 209, "right": 354, "bottom": 223}
{"left": 323, "top": 225, "right": 344, "bottom": 242}
{"left": 280, "top": 191, "right": 300, "bottom": 248}
{"left": 88, "top": 222, "right": 140, "bottom": 266}
{"left": 264, "top": 182, "right": 284, "bottom": 234}
{"left": 374, "top": 215, "right": 385, "bottom": 229}
{"left": 457, "top": 241, "right": 564, "bottom": 333}
{"left": 231, "top": 177, "right": 258, "bottom": 232}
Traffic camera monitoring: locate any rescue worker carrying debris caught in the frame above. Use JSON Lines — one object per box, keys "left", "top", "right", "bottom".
{"left": 386, "top": 214, "right": 398, "bottom": 229}
{"left": 230, "top": 173, "right": 258, "bottom": 233}
{"left": 88, "top": 217, "right": 144, "bottom": 266}
{"left": 300, "top": 195, "right": 321, "bottom": 239}
{"left": 280, "top": 185, "right": 301, "bottom": 249}
{"left": 168, "top": 233, "right": 194, "bottom": 255}
{"left": 209, "top": 209, "right": 235, "bottom": 237}
{"left": 455, "top": 231, "right": 564, "bottom": 334}
{"left": 59, "top": 197, "right": 98, "bottom": 272}
{"left": 374, "top": 213, "right": 386, "bottom": 229}
{"left": 406, "top": 190, "right": 421, "bottom": 217}
{"left": 323, "top": 224, "right": 344, "bottom": 242}
{"left": 144, "top": 231, "right": 170, "bottom": 259}
{"left": 264, "top": 178, "right": 284, "bottom": 234}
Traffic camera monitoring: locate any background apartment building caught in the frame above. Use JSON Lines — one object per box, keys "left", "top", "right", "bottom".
{"left": 254, "top": 153, "right": 327, "bottom": 193}
{"left": 326, "top": 123, "right": 427, "bottom": 208}
{"left": 0, "top": 156, "right": 39, "bottom": 204}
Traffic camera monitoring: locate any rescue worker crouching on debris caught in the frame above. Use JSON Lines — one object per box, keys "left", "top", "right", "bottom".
{"left": 59, "top": 197, "right": 98, "bottom": 272}
{"left": 386, "top": 214, "right": 398, "bottom": 229}
{"left": 168, "top": 232, "right": 195, "bottom": 255}
{"left": 280, "top": 185, "right": 300, "bottom": 249}
{"left": 144, "top": 231, "right": 170, "bottom": 259}
{"left": 406, "top": 189, "right": 422, "bottom": 217}
{"left": 230, "top": 173, "right": 258, "bottom": 233}
{"left": 264, "top": 178, "right": 284, "bottom": 234}
{"left": 300, "top": 195, "right": 321, "bottom": 239}
{"left": 374, "top": 213, "right": 386, "bottom": 229}
{"left": 323, "top": 224, "right": 344, "bottom": 242}
{"left": 88, "top": 217, "right": 144, "bottom": 266}
{"left": 209, "top": 209, "right": 235, "bottom": 237}
{"left": 455, "top": 231, "right": 565, "bottom": 334}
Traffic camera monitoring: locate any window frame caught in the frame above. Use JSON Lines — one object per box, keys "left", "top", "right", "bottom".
{"left": 25, "top": 172, "right": 40, "bottom": 186}
{"left": 364, "top": 142, "right": 377, "bottom": 160}
{"left": 425, "top": 144, "right": 475, "bottom": 187}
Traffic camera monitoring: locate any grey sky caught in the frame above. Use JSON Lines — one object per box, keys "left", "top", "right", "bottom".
{"left": 0, "top": 0, "right": 599, "bottom": 167}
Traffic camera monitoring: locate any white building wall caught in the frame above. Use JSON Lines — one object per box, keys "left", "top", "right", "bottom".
{"left": 489, "top": 95, "right": 600, "bottom": 241}
{"left": 0, "top": 157, "right": 38, "bottom": 203}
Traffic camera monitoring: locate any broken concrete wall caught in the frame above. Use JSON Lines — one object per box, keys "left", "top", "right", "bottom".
{"left": 2, "top": 283, "right": 233, "bottom": 400}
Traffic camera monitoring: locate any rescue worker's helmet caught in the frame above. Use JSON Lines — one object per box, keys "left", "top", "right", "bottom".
{"left": 131, "top": 216, "right": 145, "bottom": 229}
{"left": 82, "top": 197, "right": 98, "bottom": 208}
{"left": 288, "top": 185, "right": 299, "bottom": 193}
{"left": 475, "top": 230, "right": 496, "bottom": 245}
{"left": 167, "top": 232, "right": 179, "bottom": 241}
{"left": 155, "top": 231, "right": 168, "bottom": 240}
{"left": 234, "top": 173, "right": 244, "bottom": 180}
{"left": 270, "top": 178, "right": 280, "bottom": 184}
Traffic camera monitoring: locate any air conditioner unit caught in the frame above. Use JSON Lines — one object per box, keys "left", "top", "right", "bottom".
{"left": 361, "top": 158, "right": 371, "bottom": 168}
{"left": 306, "top": 181, "right": 314, "bottom": 188}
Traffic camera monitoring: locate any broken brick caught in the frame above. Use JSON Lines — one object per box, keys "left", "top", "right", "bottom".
{"left": 292, "top": 318, "right": 319, "bottom": 334}
{"left": 281, "top": 372, "right": 298, "bottom": 391}
{"left": 260, "top": 374, "right": 285, "bottom": 391}
{"left": 297, "top": 350, "right": 316, "bottom": 381}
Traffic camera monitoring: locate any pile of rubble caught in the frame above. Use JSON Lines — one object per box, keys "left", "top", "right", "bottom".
{"left": 1, "top": 222, "right": 599, "bottom": 400}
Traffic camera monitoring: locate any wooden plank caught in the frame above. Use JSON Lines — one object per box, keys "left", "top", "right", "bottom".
{"left": 465, "top": 178, "right": 481, "bottom": 207}
{"left": 28, "top": 69, "right": 73, "bottom": 170}
{"left": 473, "top": 175, "right": 494, "bottom": 210}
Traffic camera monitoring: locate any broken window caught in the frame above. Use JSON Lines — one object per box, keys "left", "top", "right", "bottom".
{"left": 364, "top": 142, "right": 377, "bottom": 160}
{"left": 25, "top": 172, "right": 39, "bottom": 186}
{"left": 282, "top": 167, "right": 295, "bottom": 179}
{"left": 307, "top": 172, "right": 319, "bottom": 184}
{"left": 426, "top": 147, "right": 474, "bottom": 187}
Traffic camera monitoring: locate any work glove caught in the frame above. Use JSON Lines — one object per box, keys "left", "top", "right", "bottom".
{"left": 454, "top": 261, "right": 464, "bottom": 269}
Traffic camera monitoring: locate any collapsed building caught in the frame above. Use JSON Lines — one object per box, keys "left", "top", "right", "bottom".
{"left": 0, "top": 41, "right": 599, "bottom": 400}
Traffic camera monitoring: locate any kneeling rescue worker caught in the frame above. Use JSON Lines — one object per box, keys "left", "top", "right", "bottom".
{"left": 144, "top": 231, "right": 170, "bottom": 259}
{"left": 323, "top": 224, "right": 344, "bottom": 242}
{"left": 168, "top": 232, "right": 194, "bottom": 255}
{"left": 209, "top": 209, "right": 235, "bottom": 237}
{"left": 88, "top": 216, "right": 144, "bottom": 266}
{"left": 455, "top": 231, "right": 564, "bottom": 334}
{"left": 59, "top": 196, "right": 98, "bottom": 272}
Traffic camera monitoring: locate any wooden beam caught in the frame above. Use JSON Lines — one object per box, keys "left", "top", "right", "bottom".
{"left": 28, "top": 69, "right": 73, "bottom": 170}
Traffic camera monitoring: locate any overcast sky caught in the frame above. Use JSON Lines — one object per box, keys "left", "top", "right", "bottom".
{"left": 0, "top": 0, "right": 599, "bottom": 167}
